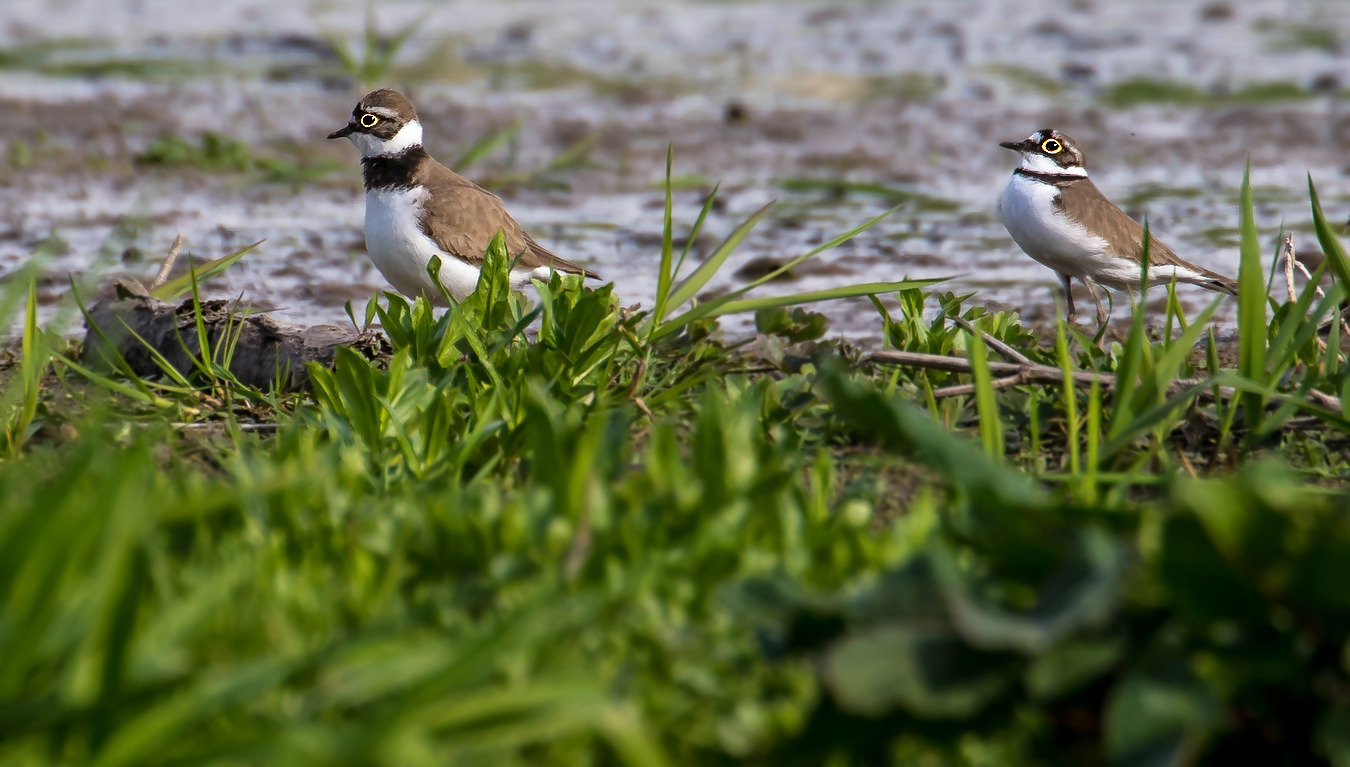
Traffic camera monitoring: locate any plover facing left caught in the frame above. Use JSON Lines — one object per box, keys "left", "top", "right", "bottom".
{"left": 329, "top": 88, "right": 598, "bottom": 305}
{"left": 997, "top": 129, "right": 1235, "bottom": 323}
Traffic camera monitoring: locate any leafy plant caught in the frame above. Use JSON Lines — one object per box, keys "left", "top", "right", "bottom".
{"left": 320, "top": 1, "right": 426, "bottom": 89}
{"left": 744, "top": 365, "right": 1350, "bottom": 766}
{"left": 8, "top": 152, "right": 1350, "bottom": 767}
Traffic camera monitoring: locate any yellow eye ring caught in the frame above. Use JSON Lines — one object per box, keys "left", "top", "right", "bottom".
{"left": 1041, "top": 138, "right": 1063, "bottom": 155}
{"left": 360, "top": 113, "right": 379, "bottom": 128}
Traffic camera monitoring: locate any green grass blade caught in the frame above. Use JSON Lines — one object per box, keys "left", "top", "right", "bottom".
{"left": 1105, "top": 280, "right": 1151, "bottom": 442}
{"left": 370, "top": 10, "right": 427, "bottom": 83}
{"left": 1328, "top": 302, "right": 1342, "bottom": 379}
{"left": 660, "top": 279, "right": 945, "bottom": 338}
{"left": 1213, "top": 372, "right": 1350, "bottom": 431}
{"left": 1133, "top": 297, "right": 1221, "bottom": 424}
{"left": 1055, "top": 320, "right": 1080, "bottom": 476}
{"left": 1308, "top": 175, "right": 1350, "bottom": 289}
{"left": 967, "top": 330, "right": 1003, "bottom": 460}
{"left": 187, "top": 260, "right": 214, "bottom": 379}
{"left": 52, "top": 353, "right": 170, "bottom": 406}
{"left": 662, "top": 200, "right": 775, "bottom": 314}
{"left": 69, "top": 279, "right": 170, "bottom": 398}
{"left": 453, "top": 123, "right": 521, "bottom": 172}
{"left": 1236, "top": 160, "right": 1268, "bottom": 430}
{"left": 653, "top": 206, "right": 903, "bottom": 341}
{"left": 672, "top": 183, "right": 720, "bottom": 283}
{"left": 1099, "top": 380, "right": 1210, "bottom": 459}
{"left": 544, "top": 132, "right": 599, "bottom": 173}
{"left": 362, "top": 0, "right": 380, "bottom": 76}
{"left": 649, "top": 146, "right": 677, "bottom": 339}
{"left": 1085, "top": 377, "right": 1101, "bottom": 501}
{"left": 151, "top": 240, "right": 262, "bottom": 301}
{"left": 738, "top": 204, "right": 901, "bottom": 294}
{"left": 1266, "top": 264, "right": 1334, "bottom": 381}
{"left": 8, "top": 277, "right": 45, "bottom": 453}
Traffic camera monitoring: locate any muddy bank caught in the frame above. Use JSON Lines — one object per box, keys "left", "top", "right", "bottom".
{"left": 2, "top": 0, "right": 1348, "bottom": 342}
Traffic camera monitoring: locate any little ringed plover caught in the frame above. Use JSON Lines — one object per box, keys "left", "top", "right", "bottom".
{"left": 997, "top": 129, "right": 1235, "bottom": 323}
{"left": 329, "top": 88, "right": 598, "bottom": 305}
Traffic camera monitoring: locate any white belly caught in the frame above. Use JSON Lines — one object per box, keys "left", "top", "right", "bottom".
{"left": 364, "top": 187, "right": 482, "bottom": 304}
{"left": 999, "top": 174, "right": 1114, "bottom": 279}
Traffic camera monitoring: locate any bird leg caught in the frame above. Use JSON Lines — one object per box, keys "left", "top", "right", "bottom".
{"left": 1083, "top": 278, "right": 1109, "bottom": 326}
{"left": 1057, "top": 272, "right": 1076, "bottom": 322}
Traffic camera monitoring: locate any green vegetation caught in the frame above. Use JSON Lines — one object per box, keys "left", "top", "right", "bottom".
{"left": 985, "top": 64, "right": 1065, "bottom": 97}
{"left": 1121, "top": 183, "right": 1205, "bottom": 208}
{"left": 5, "top": 160, "right": 1350, "bottom": 767}
{"left": 0, "top": 39, "right": 212, "bottom": 80}
{"left": 7, "top": 139, "right": 32, "bottom": 169}
{"left": 865, "top": 72, "right": 947, "bottom": 102}
{"left": 135, "top": 132, "right": 255, "bottom": 172}
{"left": 779, "top": 178, "right": 962, "bottom": 213}
{"left": 1103, "top": 77, "right": 1317, "bottom": 108}
{"left": 135, "top": 133, "right": 345, "bottom": 186}
{"left": 131, "top": 121, "right": 592, "bottom": 190}
{"left": 1266, "top": 23, "right": 1341, "bottom": 54}
{"left": 318, "top": 2, "right": 427, "bottom": 90}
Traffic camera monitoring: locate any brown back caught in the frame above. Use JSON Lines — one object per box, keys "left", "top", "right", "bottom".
{"left": 1057, "top": 178, "right": 1232, "bottom": 283}
{"left": 414, "top": 159, "right": 597, "bottom": 278}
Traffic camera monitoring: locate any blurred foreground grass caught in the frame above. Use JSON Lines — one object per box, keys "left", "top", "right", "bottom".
{"left": 5, "top": 164, "right": 1350, "bottom": 766}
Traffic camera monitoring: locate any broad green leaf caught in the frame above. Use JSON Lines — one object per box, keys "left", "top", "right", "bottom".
{"left": 823, "top": 625, "right": 1017, "bottom": 718}
{"left": 1105, "top": 656, "right": 1220, "bottom": 767}
{"left": 1025, "top": 637, "right": 1126, "bottom": 702}
{"left": 935, "top": 530, "right": 1128, "bottom": 654}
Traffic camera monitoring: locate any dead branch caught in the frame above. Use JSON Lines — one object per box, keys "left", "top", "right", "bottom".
{"left": 930, "top": 371, "right": 1027, "bottom": 399}
{"left": 1283, "top": 233, "right": 1298, "bottom": 304}
{"left": 81, "top": 279, "right": 389, "bottom": 391}
{"left": 151, "top": 234, "right": 185, "bottom": 289}
{"left": 951, "top": 316, "right": 1033, "bottom": 366}
{"left": 171, "top": 422, "right": 279, "bottom": 433}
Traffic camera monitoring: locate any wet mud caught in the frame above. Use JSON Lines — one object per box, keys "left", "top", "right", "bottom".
{"left": 2, "top": 0, "right": 1349, "bottom": 343}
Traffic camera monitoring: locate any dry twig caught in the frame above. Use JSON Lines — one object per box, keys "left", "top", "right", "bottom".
{"left": 150, "top": 234, "right": 185, "bottom": 289}
{"left": 171, "top": 422, "right": 278, "bottom": 433}
{"left": 951, "top": 316, "right": 1033, "bottom": 366}
{"left": 1287, "top": 235, "right": 1350, "bottom": 341}
{"left": 1283, "top": 233, "right": 1298, "bottom": 303}
{"left": 1282, "top": 235, "right": 1329, "bottom": 357}
{"left": 930, "top": 370, "right": 1028, "bottom": 399}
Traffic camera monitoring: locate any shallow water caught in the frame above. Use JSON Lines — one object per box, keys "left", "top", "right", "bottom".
{"left": 2, "top": 0, "right": 1349, "bottom": 343}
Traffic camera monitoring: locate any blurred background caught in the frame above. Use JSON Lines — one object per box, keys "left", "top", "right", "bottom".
{"left": 0, "top": 0, "right": 1347, "bottom": 341}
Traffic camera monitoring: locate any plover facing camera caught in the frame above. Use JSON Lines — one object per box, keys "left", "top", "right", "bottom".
{"left": 997, "top": 129, "right": 1235, "bottom": 323}
{"left": 329, "top": 88, "right": 599, "bottom": 305}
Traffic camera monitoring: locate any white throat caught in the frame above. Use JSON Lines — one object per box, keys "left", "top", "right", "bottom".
{"left": 1017, "top": 152, "right": 1087, "bottom": 177}
{"left": 349, "top": 120, "right": 423, "bottom": 158}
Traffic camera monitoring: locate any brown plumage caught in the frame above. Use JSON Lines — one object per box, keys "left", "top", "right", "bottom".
{"left": 1053, "top": 177, "right": 1237, "bottom": 294}
{"left": 329, "top": 88, "right": 600, "bottom": 304}
{"left": 410, "top": 160, "right": 599, "bottom": 278}
{"left": 999, "top": 128, "right": 1237, "bottom": 323}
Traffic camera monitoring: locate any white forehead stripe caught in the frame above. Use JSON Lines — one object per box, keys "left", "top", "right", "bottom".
{"left": 347, "top": 119, "right": 424, "bottom": 158}
{"left": 364, "top": 106, "right": 399, "bottom": 119}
